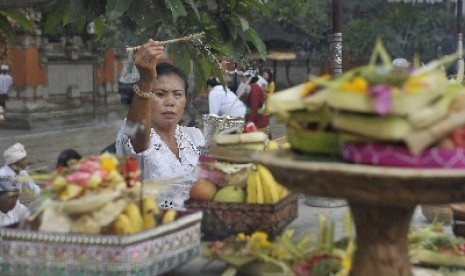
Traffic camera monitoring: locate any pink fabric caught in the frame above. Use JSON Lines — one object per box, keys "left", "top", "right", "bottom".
{"left": 341, "top": 142, "right": 465, "bottom": 168}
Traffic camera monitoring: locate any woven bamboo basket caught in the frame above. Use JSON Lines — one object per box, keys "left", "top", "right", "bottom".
{"left": 185, "top": 194, "right": 299, "bottom": 241}
{"left": 0, "top": 211, "right": 202, "bottom": 275}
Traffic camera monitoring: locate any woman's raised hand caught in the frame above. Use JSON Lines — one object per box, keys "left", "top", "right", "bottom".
{"left": 133, "top": 39, "right": 165, "bottom": 84}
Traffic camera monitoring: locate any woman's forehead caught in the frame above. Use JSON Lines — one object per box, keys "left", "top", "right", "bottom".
{"left": 153, "top": 74, "right": 185, "bottom": 90}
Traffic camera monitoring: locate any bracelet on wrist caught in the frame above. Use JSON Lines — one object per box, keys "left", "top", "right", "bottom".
{"left": 133, "top": 84, "right": 155, "bottom": 99}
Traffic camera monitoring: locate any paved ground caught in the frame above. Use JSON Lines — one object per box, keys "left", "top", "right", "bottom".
{"left": 0, "top": 110, "right": 452, "bottom": 275}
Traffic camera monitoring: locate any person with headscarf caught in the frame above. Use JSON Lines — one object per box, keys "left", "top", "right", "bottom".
{"left": 0, "top": 143, "right": 41, "bottom": 206}
{"left": 0, "top": 177, "right": 30, "bottom": 227}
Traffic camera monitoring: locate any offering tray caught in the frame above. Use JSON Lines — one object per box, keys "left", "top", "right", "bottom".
{"left": 252, "top": 149, "right": 465, "bottom": 276}
{"left": 0, "top": 211, "right": 202, "bottom": 275}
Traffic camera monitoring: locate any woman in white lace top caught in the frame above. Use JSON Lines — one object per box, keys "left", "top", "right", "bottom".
{"left": 115, "top": 39, "right": 205, "bottom": 209}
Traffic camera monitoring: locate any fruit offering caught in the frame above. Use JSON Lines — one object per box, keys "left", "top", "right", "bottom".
{"left": 34, "top": 153, "right": 177, "bottom": 235}
{"left": 190, "top": 155, "right": 290, "bottom": 205}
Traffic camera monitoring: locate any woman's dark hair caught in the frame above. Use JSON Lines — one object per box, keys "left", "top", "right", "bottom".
{"left": 156, "top": 62, "right": 189, "bottom": 91}
{"left": 250, "top": 76, "right": 259, "bottom": 84}
{"left": 261, "top": 69, "right": 273, "bottom": 81}
{"left": 56, "top": 149, "right": 82, "bottom": 168}
{"left": 206, "top": 76, "right": 220, "bottom": 87}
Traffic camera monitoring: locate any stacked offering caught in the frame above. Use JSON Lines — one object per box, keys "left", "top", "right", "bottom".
{"left": 268, "top": 40, "right": 465, "bottom": 168}
{"left": 36, "top": 153, "right": 176, "bottom": 235}
{"left": 267, "top": 74, "right": 340, "bottom": 155}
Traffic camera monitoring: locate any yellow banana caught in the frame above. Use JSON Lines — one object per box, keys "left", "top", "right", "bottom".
{"left": 279, "top": 186, "right": 290, "bottom": 199}
{"left": 142, "top": 196, "right": 160, "bottom": 215}
{"left": 265, "top": 140, "right": 279, "bottom": 151}
{"left": 162, "top": 209, "right": 177, "bottom": 224}
{"left": 123, "top": 203, "right": 144, "bottom": 233}
{"left": 143, "top": 213, "right": 157, "bottom": 229}
{"left": 256, "top": 171, "right": 264, "bottom": 204}
{"left": 113, "top": 213, "right": 134, "bottom": 235}
{"left": 246, "top": 165, "right": 259, "bottom": 203}
{"left": 257, "top": 165, "right": 280, "bottom": 204}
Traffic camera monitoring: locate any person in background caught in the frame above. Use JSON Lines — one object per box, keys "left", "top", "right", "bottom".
{"left": 244, "top": 76, "right": 270, "bottom": 135}
{"left": 56, "top": 149, "right": 82, "bottom": 169}
{"left": 0, "top": 64, "right": 13, "bottom": 108}
{"left": 0, "top": 178, "right": 30, "bottom": 227}
{"left": 261, "top": 69, "right": 275, "bottom": 96}
{"left": 236, "top": 70, "right": 252, "bottom": 101}
{"left": 115, "top": 39, "right": 205, "bottom": 210}
{"left": 206, "top": 76, "right": 246, "bottom": 118}
{"left": 0, "top": 143, "right": 41, "bottom": 207}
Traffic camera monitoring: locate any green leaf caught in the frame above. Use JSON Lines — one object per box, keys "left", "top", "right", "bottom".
{"left": 0, "top": 9, "right": 34, "bottom": 32}
{"left": 164, "top": 0, "right": 188, "bottom": 21}
{"left": 244, "top": 28, "right": 267, "bottom": 59}
{"left": 106, "top": 0, "right": 134, "bottom": 20}
{"left": 0, "top": 14, "right": 15, "bottom": 41}
{"left": 93, "top": 18, "right": 105, "bottom": 39}
{"left": 75, "top": 18, "right": 87, "bottom": 33}
{"left": 235, "top": 13, "right": 249, "bottom": 31}
{"left": 183, "top": 0, "right": 200, "bottom": 20}
{"left": 239, "top": 0, "right": 270, "bottom": 17}
{"left": 230, "top": 0, "right": 238, "bottom": 10}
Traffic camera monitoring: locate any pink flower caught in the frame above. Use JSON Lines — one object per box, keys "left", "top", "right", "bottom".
{"left": 369, "top": 84, "right": 392, "bottom": 116}
{"left": 66, "top": 171, "right": 91, "bottom": 186}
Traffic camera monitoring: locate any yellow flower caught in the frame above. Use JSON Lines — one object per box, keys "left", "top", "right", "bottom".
{"left": 249, "top": 231, "right": 271, "bottom": 250}
{"left": 236, "top": 233, "right": 246, "bottom": 241}
{"left": 341, "top": 255, "right": 351, "bottom": 269}
{"left": 99, "top": 153, "right": 119, "bottom": 171}
{"left": 341, "top": 76, "right": 368, "bottom": 94}
{"left": 403, "top": 75, "right": 427, "bottom": 93}
{"left": 301, "top": 74, "right": 330, "bottom": 98}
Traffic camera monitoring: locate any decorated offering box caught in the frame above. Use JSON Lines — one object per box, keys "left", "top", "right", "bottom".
{"left": 185, "top": 193, "right": 298, "bottom": 241}
{"left": 0, "top": 153, "right": 203, "bottom": 275}
{"left": 0, "top": 211, "right": 202, "bottom": 275}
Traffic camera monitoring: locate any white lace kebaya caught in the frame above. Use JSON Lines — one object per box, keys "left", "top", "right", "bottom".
{"left": 115, "top": 120, "right": 205, "bottom": 209}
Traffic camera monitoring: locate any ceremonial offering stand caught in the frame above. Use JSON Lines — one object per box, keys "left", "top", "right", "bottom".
{"left": 252, "top": 149, "right": 465, "bottom": 276}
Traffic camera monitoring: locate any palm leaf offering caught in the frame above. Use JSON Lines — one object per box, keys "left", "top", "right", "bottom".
{"left": 25, "top": 153, "right": 178, "bottom": 235}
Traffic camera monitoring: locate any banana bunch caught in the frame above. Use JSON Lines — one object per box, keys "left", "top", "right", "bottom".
{"left": 246, "top": 164, "right": 289, "bottom": 204}
{"left": 112, "top": 196, "right": 166, "bottom": 235}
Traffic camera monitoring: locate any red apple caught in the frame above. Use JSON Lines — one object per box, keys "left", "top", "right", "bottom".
{"left": 190, "top": 178, "right": 218, "bottom": 201}
{"left": 243, "top": 122, "right": 258, "bottom": 133}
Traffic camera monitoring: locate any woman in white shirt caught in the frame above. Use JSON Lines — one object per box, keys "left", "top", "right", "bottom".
{"left": 115, "top": 39, "right": 205, "bottom": 210}
{"left": 207, "top": 77, "right": 246, "bottom": 118}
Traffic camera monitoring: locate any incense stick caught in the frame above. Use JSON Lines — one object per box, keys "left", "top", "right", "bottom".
{"left": 126, "top": 32, "right": 206, "bottom": 54}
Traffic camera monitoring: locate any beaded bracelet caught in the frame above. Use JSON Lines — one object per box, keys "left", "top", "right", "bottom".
{"left": 133, "top": 84, "right": 155, "bottom": 99}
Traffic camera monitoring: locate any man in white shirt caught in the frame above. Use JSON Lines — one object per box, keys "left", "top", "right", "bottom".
{"left": 207, "top": 77, "right": 246, "bottom": 118}
{"left": 0, "top": 178, "right": 30, "bottom": 227}
{"left": 0, "top": 143, "right": 41, "bottom": 206}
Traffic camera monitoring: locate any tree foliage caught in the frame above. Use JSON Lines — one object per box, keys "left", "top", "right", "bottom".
{"left": 265, "top": 0, "right": 456, "bottom": 65}
{"left": 39, "top": 0, "right": 270, "bottom": 90}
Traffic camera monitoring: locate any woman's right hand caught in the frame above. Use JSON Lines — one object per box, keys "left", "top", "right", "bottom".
{"left": 133, "top": 39, "right": 165, "bottom": 86}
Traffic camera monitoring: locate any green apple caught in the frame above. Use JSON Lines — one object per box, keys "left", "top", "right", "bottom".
{"left": 213, "top": 185, "right": 246, "bottom": 203}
